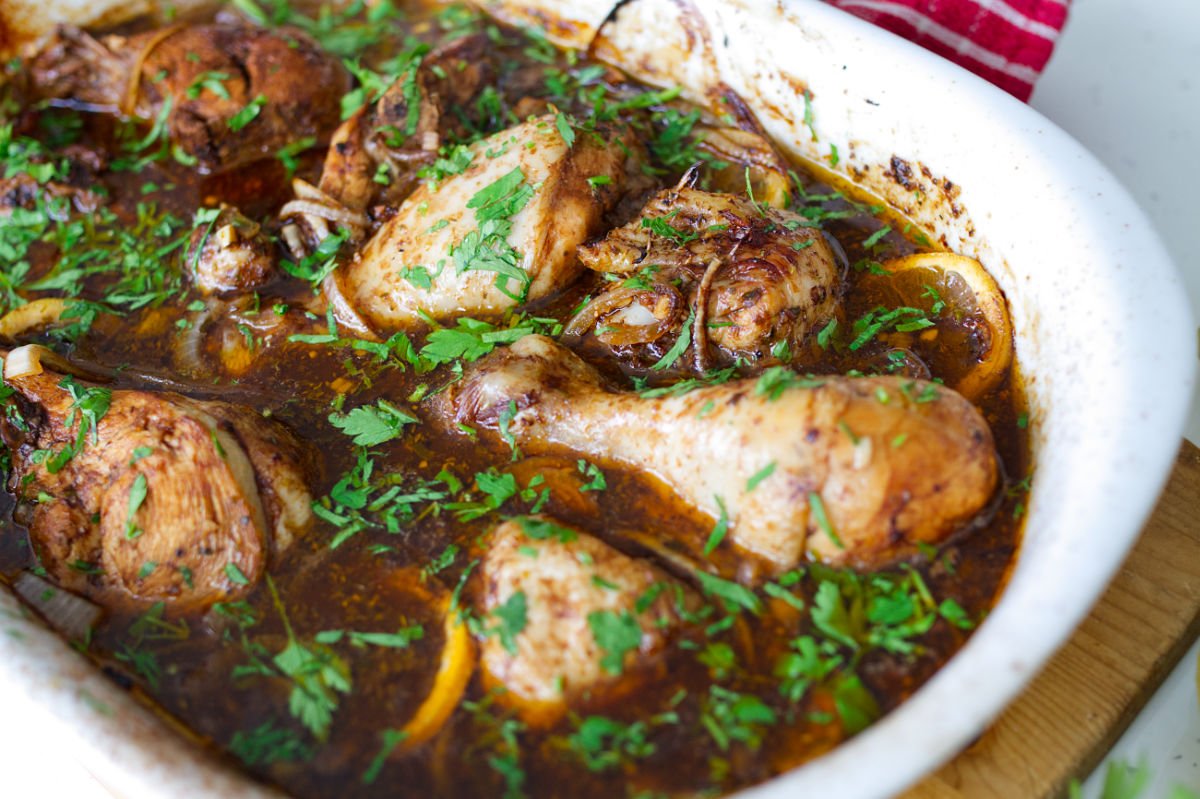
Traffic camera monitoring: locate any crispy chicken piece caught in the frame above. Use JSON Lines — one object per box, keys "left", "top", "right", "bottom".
{"left": 28, "top": 24, "right": 349, "bottom": 173}
{"left": 339, "top": 114, "right": 642, "bottom": 331}
{"left": 568, "top": 183, "right": 843, "bottom": 370}
{"left": 440, "top": 336, "right": 998, "bottom": 571}
{"left": 479, "top": 517, "right": 690, "bottom": 727}
{"left": 0, "top": 347, "right": 314, "bottom": 610}
{"left": 185, "top": 205, "right": 277, "bottom": 295}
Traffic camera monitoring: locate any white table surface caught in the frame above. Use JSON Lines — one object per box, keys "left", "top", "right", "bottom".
{"left": 1, "top": 0, "right": 1198, "bottom": 796}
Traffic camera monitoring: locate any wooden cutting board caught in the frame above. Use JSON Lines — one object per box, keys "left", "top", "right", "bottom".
{"left": 905, "top": 441, "right": 1200, "bottom": 799}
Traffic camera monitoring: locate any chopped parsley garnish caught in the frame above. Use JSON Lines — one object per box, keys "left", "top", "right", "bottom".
{"left": 186, "top": 71, "right": 231, "bottom": 100}
{"left": 774, "top": 635, "right": 841, "bottom": 703}
{"left": 45, "top": 377, "right": 112, "bottom": 474}
{"left": 264, "top": 579, "right": 352, "bottom": 741}
{"left": 849, "top": 305, "right": 935, "bottom": 350}
{"left": 418, "top": 143, "right": 475, "bottom": 185}
{"left": 576, "top": 460, "right": 607, "bottom": 492}
{"left": 124, "top": 473, "right": 148, "bottom": 540}
{"left": 807, "top": 492, "right": 842, "bottom": 549}
{"left": 488, "top": 591, "right": 528, "bottom": 655}
{"left": 328, "top": 400, "right": 419, "bottom": 447}
{"left": 754, "top": 367, "right": 823, "bottom": 401}
{"left": 700, "top": 685, "right": 776, "bottom": 751}
{"left": 450, "top": 167, "right": 536, "bottom": 301}
{"left": 361, "top": 729, "right": 408, "bottom": 785}
{"left": 419, "top": 314, "right": 560, "bottom": 367}
{"left": 816, "top": 317, "right": 838, "bottom": 349}
{"left": 640, "top": 212, "right": 700, "bottom": 245}
{"left": 232, "top": 0, "right": 407, "bottom": 57}
{"left": 276, "top": 136, "right": 317, "bottom": 179}
{"left": 565, "top": 715, "right": 661, "bottom": 772}
{"left": 514, "top": 515, "right": 577, "bottom": 542}
{"left": 229, "top": 721, "right": 313, "bottom": 767}
{"left": 225, "top": 563, "right": 250, "bottom": 586}
{"left": 554, "top": 112, "right": 576, "bottom": 148}
{"left": 745, "top": 462, "right": 776, "bottom": 492}
{"left": 649, "top": 310, "right": 694, "bottom": 372}
{"left": 227, "top": 94, "right": 267, "bottom": 132}
{"left": 635, "top": 365, "right": 738, "bottom": 398}
{"left": 695, "top": 571, "right": 762, "bottom": 615}
{"left": 702, "top": 495, "right": 730, "bottom": 555}
{"left": 316, "top": 624, "right": 424, "bottom": 649}
{"left": 587, "top": 609, "right": 642, "bottom": 675}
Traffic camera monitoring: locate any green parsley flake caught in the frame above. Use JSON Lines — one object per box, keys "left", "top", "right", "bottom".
{"left": 587, "top": 609, "right": 642, "bottom": 675}
{"left": 490, "top": 591, "right": 528, "bottom": 655}
{"left": 808, "top": 492, "right": 843, "bottom": 549}
{"left": 695, "top": 571, "right": 762, "bottom": 615}
{"left": 228, "top": 95, "right": 267, "bottom": 132}
{"left": 328, "top": 400, "right": 419, "bottom": 447}
{"left": 124, "top": 473, "right": 149, "bottom": 540}
{"left": 745, "top": 462, "right": 777, "bottom": 492}
{"left": 703, "top": 495, "right": 730, "bottom": 555}
{"left": 650, "top": 310, "right": 694, "bottom": 372}
{"left": 225, "top": 562, "right": 250, "bottom": 586}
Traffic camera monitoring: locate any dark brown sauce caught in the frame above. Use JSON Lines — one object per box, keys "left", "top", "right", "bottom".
{"left": 0, "top": 4, "right": 1030, "bottom": 797}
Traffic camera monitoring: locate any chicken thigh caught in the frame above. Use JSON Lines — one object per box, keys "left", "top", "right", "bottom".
{"left": 440, "top": 336, "right": 998, "bottom": 571}
{"left": 339, "top": 114, "right": 641, "bottom": 331}
{"left": 478, "top": 516, "right": 691, "bottom": 727}
{"left": 568, "top": 183, "right": 843, "bottom": 371}
{"left": 0, "top": 346, "right": 314, "bottom": 609}
{"left": 29, "top": 24, "right": 349, "bottom": 172}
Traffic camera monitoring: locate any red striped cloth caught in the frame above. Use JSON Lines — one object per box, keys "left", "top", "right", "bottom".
{"left": 824, "top": 0, "right": 1070, "bottom": 100}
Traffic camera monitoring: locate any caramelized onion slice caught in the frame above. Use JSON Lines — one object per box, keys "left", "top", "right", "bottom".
{"left": 12, "top": 571, "right": 102, "bottom": 642}
{"left": 564, "top": 284, "right": 683, "bottom": 346}
{"left": 4, "top": 343, "right": 74, "bottom": 380}
{"left": 0, "top": 298, "right": 69, "bottom": 341}
{"left": 280, "top": 179, "right": 369, "bottom": 232}
{"left": 321, "top": 270, "right": 378, "bottom": 341}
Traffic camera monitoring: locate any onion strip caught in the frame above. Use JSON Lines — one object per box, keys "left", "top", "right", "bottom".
{"left": 692, "top": 257, "right": 724, "bottom": 373}
{"left": 12, "top": 571, "right": 102, "bottom": 642}
{"left": 563, "top": 284, "right": 682, "bottom": 346}
{"left": 5, "top": 343, "right": 71, "bottom": 380}
{"left": 277, "top": 198, "right": 368, "bottom": 231}
{"left": 321, "top": 272, "right": 378, "bottom": 340}
{"left": 121, "top": 24, "right": 184, "bottom": 117}
{"left": 0, "top": 298, "right": 69, "bottom": 340}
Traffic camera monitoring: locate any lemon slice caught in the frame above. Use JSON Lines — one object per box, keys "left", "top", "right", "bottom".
{"left": 397, "top": 601, "right": 476, "bottom": 750}
{"left": 876, "top": 252, "right": 1013, "bottom": 402}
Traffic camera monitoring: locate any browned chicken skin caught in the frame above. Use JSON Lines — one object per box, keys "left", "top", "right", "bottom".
{"left": 0, "top": 348, "right": 314, "bottom": 609}
{"left": 479, "top": 516, "right": 693, "bottom": 727}
{"left": 340, "top": 114, "right": 644, "bottom": 330}
{"left": 440, "top": 335, "right": 999, "bottom": 572}
{"left": 569, "top": 183, "right": 844, "bottom": 371}
{"left": 28, "top": 24, "right": 350, "bottom": 172}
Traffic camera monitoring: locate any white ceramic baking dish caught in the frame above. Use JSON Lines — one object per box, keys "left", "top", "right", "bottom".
{"left": 0, "top": 1, "right": 1192, "bottom": 797}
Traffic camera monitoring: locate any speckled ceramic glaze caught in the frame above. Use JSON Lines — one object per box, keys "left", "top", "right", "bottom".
{"left": 0, "top": 1, "right": 1193, "bottom": 797}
